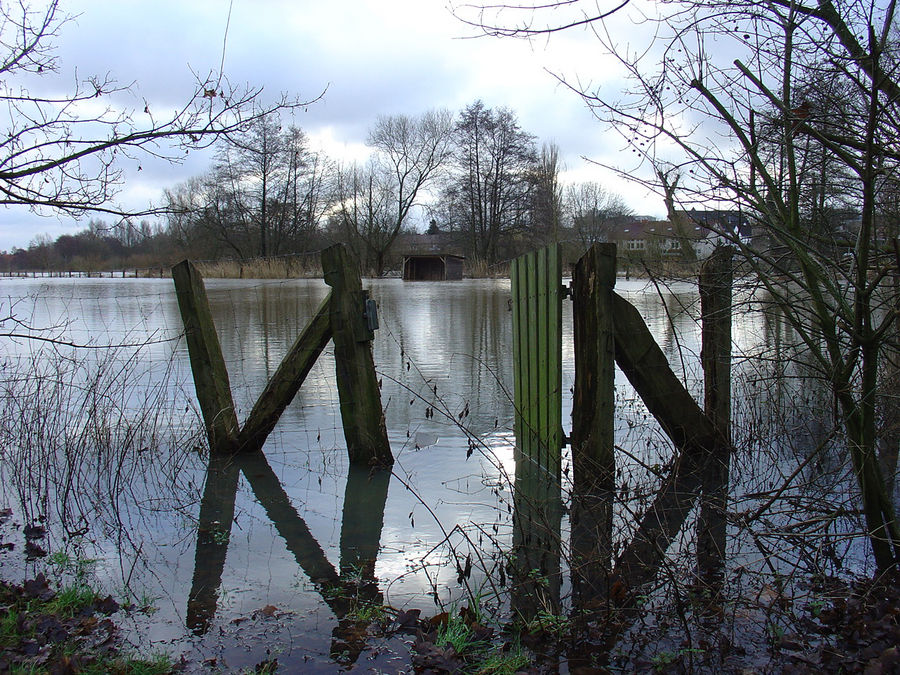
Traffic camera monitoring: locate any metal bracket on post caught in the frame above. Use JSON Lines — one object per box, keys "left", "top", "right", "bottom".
{"left": 361, "top": 291, "right": 378, "bottom": 338}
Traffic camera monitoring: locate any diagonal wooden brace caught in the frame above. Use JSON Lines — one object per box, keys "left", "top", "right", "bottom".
{"left": 237, "top": 292, "right": 333, "bottom": 452}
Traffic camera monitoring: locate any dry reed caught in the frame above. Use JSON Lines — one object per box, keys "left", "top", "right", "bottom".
{"left": 196, "top": 255, "right": 322, "bottom": 279}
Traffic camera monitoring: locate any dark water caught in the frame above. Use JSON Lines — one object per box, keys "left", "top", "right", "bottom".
{"left": 0, "top": 276, "right": 864, "bottom": 671}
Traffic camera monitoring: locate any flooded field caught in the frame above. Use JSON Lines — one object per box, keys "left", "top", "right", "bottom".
{"left": 0, "top": 276, "right": 873, "bottom": 671}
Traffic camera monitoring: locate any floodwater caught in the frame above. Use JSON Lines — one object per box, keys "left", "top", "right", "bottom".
{"left": 0, "top": 276, "right": 864, "bottom": 671}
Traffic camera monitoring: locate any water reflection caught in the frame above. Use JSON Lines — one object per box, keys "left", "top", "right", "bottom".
{"left": 0, "top": 275, "right": 866, "bottom": 670}
{"left": 186, "top": 451, "right": 390, "bottom": 666}
{"left": 510, "top": 449, "right": 561, "bottom": 622}
{"left": 186, "top": 455, "right": 240, "bottom": 635}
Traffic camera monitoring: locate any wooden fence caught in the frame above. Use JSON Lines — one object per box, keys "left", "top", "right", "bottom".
{"left": 510, "top": 242, "right": 734, "bottom": 614}
{"left": 172, "top": 243, "right": 392, "bottom": 466}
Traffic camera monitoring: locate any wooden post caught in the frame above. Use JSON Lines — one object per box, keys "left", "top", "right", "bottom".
{"left": 570, "top": 243, "right": 616, "bottom": 607}
{"left": 697, "top": 246, "right": 733, "bottom": 582}
{"left": 321, "top": 244, "right": 393, "bottom": 467}
{"left": 572, "top": 243, "right": 616, "bottom": 491}
{"left": 172, "top": 260, "right": 240, "bottom": 455}
{"left": 609, "top": 291, "right": 727, "bottom": 600}
{"left": 237, "top": 293, "right": 333, "bottom": 452}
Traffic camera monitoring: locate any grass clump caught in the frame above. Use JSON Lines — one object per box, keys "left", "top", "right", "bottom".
{"left": 0, "top": 573, "right": 173, "bottom": 674}
{"left": 413, "top": 602, "right": 532, "bottom": 674}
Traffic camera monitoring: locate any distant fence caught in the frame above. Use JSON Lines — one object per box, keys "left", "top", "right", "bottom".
{"left": 0, "top": 267, "right": 169, "bottom": 279}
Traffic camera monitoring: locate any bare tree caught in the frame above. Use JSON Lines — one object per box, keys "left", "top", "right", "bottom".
{"left": 445, "top": 100, "right": 537, "bottom": 264}
{"left": 529, "top": 142, "right": 565, "bottom": 244}
{"left": 334, "top": 160, "right": 395, "bottom": 273}
{"left": 166, "top": 118, "right": 331, "bottom": 260}
{"left": 363, "top": 109, "right": 454, "bottom": 275}
{"left": 0, "top": 0, "right": 314, "bottom": 222}
{"left": 461, "top": 0, "right": 900, "bottom": 570}
{"left": 565, "top": 180, "right": 632, "bottom": 245}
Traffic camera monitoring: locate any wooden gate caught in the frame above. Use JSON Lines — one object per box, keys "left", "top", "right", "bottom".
{"left": 510, "top": 244, "right": 563, "bottom": 478}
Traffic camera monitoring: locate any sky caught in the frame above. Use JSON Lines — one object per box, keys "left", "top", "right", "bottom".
{"left": 0, "top": 0, "right": 664, "bottom": 251}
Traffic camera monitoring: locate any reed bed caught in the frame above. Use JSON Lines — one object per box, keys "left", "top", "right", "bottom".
{"left": 196, "top": 255, "right": 322, "bottom": 279}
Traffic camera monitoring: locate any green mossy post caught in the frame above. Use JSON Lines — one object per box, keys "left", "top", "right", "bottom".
{"left": 510, "top": 244, "right": 563, "bottom": 477}
{"left": 321, "top": 244, "right": 393, "bottom": 467}
{"left": 172, "top": 260, "right": 240, "bottom": 455}
{"left": 697, "top": 246, "right": 733, "bottom": 582}
{"left": 237, "top": 293, "right": 333, "bottom": 452}
{"left": 570, "top": 243, "right": 616, "bottom": 606}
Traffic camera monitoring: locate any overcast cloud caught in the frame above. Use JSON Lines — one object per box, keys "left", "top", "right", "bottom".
{"left": 0, "top": 0, "right": 662, "bottom": 250}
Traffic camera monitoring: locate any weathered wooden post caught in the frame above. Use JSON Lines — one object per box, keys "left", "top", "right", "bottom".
{"left": 570, "top": 243, "right": 616, "bottom": 607}
{"left": 697, "top": 245, "right": 733, "bottom": 582}
{"left": 322, "top": 244, "right": 393, "bottom": 467}
{"left": 572, "top": 243, "right": 616, "bottom": 491}
{"left": 172, "top": 260, "right": 240, "bottom": 455}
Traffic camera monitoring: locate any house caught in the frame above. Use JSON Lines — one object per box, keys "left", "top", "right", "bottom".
{"left": 402, "top": 254, "right": 465, "bottom": 280}
{"left": 396, "top": 232, "right": 466, "bottom": 280}
{"left": 607, "top": 219, "right": 712, "bottom": 257}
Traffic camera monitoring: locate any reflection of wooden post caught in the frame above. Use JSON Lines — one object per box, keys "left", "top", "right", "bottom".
{"left": 172, "top": 260, "right": 239, "bottom": 455}
{"left": 339, "top": 465, "right": 391, "bottom": 578}
{"left": 322, "top": 244, "right": 393, "bottom": 467}
{"left": 571, "top": 243, "right": 616, "bottom": 608}
{"left": 511, "top": 449, "right": 562, "bottom": 623}
{"left": 698, "top": 246, "right": 733, "bottom": 582}
{"left": 186, "top": 455, "right": 240, "bottom": 635}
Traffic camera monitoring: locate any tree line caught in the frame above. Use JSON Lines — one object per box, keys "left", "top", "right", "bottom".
{"left": 3, "top": 101, "right": 634, "bottom": 275}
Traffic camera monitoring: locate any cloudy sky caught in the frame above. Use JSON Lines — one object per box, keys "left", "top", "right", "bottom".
{"left": 0, "top": 0, "right": 662, "bottom": 250}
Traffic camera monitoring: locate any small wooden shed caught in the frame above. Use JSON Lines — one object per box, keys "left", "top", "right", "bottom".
{"left": 402, "top": 254, "right": 465, "bottom": 281}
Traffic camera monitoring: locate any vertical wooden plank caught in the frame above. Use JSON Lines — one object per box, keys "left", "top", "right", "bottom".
{"left": 697, "top": 245, "right": 733, "bottom": 584}
{"left": 171, "top": 260, "right": 239, "bottom": 455}
{"left": 547, "top": 244, "right": 562, "bottom": 468}
{"left": 511, "top": 257, "right": 524, "bottom": 445}
{"left": 537, "top": 249, "right": 549, "bottom": 470}
{"left": 526, "top": 250, "right": 540, "bottom": 466}
{"left": 322, "top": 244, "right": 393, "bottom": 467}
{"left": 510, "top": 244, "right": 562, "bottom": 479}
